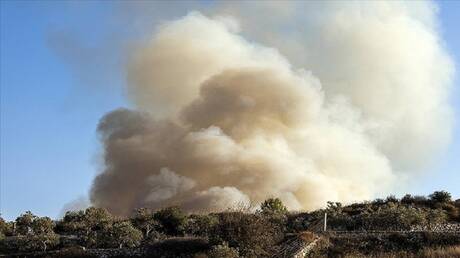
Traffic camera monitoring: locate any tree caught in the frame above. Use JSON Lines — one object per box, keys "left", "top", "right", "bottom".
{"left": 84, "top": 207, "right": 113, "bottom": 230}
{"left": 56, "top": 210, "right": 86, "bottom": 235}
{"left": 30, "top": 232, "right": 60, "bottom": 252}
{"left": 32, "top": 216, "right": 54, "bottom": 235}
{"left": 15, "top": 211, "right": 36, "bottom": 235}
{"left": 0, "top": 216, "right": 11, "bottom": 239}
{"left": 260, "top": 198, "right": 287, "bottom": 214}
{"left": 9, "top": 213, "right": 59, "bottom": 252}
{"left": 104, "top": 221, "right": 143, "bottom": 248}
{"left": 57, "top": 207, "right": 113, "bottom": 248}
{"left": 31, "top": 216, "right": 57, "bottom": 251}
{"left": 154, "top": 207, "right": 187, "bottom": 235}
{"left": 429, "top": 191, "right": 452, "bottom": 204}
{"left": 0, "top": 221, "right": 5, "bottom": 240}
{"left": 82, "top": 207, "right": 114, "bottom": 248}
{"left": 131, "top": 208, "right": 158, "bottom": 237}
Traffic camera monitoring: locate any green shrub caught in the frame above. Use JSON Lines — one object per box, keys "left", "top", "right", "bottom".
{"left": 154, "top": 207, "right": 188, "bottom": 235}
{"left": 429, "top": 191, "right": 452, "bottom": 204}
{"left": 328, "top": 204, "right": 446, "bottom": 231}
{"left": 260, "top": 198, "right": 287, "bottom": 215}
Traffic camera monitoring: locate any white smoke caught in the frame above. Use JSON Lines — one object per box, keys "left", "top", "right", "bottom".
{"left": 89, "top": 2, "right": 454, "bottom": 216}
{"left": 216, "top": 1, "right": 454, "bottom": 171}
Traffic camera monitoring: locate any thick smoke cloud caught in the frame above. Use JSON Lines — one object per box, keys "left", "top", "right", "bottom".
{"left": 216, "top": 1, "right": 454, "bottom": 171}
{"left": 90, "top": 2, "right": 454, "bottom": 216}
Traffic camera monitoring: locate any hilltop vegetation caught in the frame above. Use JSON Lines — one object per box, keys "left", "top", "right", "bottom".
{"left": 1, "top": 191, "right": 460, "bottom": 257}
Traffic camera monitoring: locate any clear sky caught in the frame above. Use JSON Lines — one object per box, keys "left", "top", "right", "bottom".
{"left": 1, "top": 1, "right": 459, "bottom": 220}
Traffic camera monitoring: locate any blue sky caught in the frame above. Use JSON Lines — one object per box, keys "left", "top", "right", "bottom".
{"left": 0, "top": 1, "right": 459, "bottom": 220}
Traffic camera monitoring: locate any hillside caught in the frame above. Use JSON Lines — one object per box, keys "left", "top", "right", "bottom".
{"left": 1, "top": 191, "right": 460, "bottom": 257}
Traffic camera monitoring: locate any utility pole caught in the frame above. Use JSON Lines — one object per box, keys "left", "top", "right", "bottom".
{"left": 323, "top": 212, "right": 327, "bottom": 231}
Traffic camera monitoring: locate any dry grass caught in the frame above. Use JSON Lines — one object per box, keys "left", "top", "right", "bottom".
{"left": 298, "top": 231, "right": 316, "bottom": 242}
{"left": 420, "top": 245, "right": 460, "bottom": 258}
{"left": 343, "top": 245, "right": 460, "bottom": 258}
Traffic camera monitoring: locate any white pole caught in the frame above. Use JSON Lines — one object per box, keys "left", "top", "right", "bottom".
{"left": 323, "top": 212, "right": 327, "bottom": 231}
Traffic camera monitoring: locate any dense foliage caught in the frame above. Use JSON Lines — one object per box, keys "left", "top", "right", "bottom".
{"left": 0, "top": 191, "right": 459, "bottom": 257}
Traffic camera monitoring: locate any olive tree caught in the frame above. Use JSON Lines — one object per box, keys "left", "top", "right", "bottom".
{"left": 131, "top": 208, "right": 158, "bottom": 237}
{"left": 104, "top": 221, "right": 143, "bottom": 248}
{"left": 9, "top": 212, "right": 59, "bottom": 252}
{"left": 15, "top": 211, "right": 36, "bottom": 235}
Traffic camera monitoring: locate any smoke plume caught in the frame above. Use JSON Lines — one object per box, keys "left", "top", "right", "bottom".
{"left": 90, "top": 2, "right": 454, "bottom": 216}
{"left": 60, "top": 196, "right": 90, "bottom": 217}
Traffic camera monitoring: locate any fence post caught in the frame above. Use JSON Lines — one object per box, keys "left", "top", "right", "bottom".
{"left": 324, "top": 212, "right": 327, "bottom": 232}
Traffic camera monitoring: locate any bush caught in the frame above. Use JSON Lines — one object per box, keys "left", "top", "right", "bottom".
{"left": 401, "top": 194, "right": 414, "bottom": 205}
{"left": 154, "top": 207, "right": 188, "bottom": 235}
{"left": 327, "top": 202, "right": 343, "bottom": 215}
{"left": 260, "top": 198, "right": 287, "bottom": 215}
{"left": 208, "top": 242, "right": 239, "bottom": 258}
{"left": 425, "top": 208, "right": 447, "bottom": 225}
{"left": 186, "top": 214, "right": 219, "bottom": 237}
{"left": 327, "top": 204, "right": 447, "bottom": 231}
{"left": 299, "top": 231, "right": 317, "bottom": 242}
{"left": 1, "top": 233, "right": 60, "bottom": 252}
{"left": 211, "top": 212, "right": 284, "bottom": 257}
{"left": 413, "top": 196, "right": 429, "bottom": 206}
{"left": 386, "top": 195, "right": 399, "bottom": 203}
{"left": 286, "top": 212, "right": 313, "bottom": 232}
{"left": 143, "top": 229, "right": 167, "bottom": 244}
{"left": 429, "top": 191, "right": 452, "bottom": 204}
